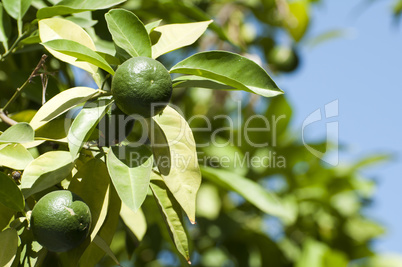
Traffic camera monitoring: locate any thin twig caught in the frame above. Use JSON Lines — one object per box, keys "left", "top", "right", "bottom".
{"left": 2, "top": 54, "right": 48, "bottom": 112}
{"left": 40, "top": 72, "right": 49, "bottom": 104}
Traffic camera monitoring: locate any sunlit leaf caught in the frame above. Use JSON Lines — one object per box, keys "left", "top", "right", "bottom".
{"left": 0, "top": 123, "right": 34, "bottom": 144}
{"left": 30, "top": 87, "right": 97, "bottom": 130}
{"left": 285, "top": 0, "right": 310, "bottom": 42}
{"left": 21, "top": 151, "right": 74, "bottom": 197}
{"left": 201, "top": 167, "right": 295, "bottom": 222}
{"left": 68, "top": 97, "right": 113, "bottom": 158}
{"left": 172, "top": 75, "right": 235, "bottom": 90}
{"left": 92, "top": 235, "right": 120, "bottom": 265}
{"left": 145, "top": 19, "right": 162, "bottom": 34}
{"left": 107, "top": 145, "right": 153, "bottom": 212}
{"left": 0, "top": 143, "right": 34, "bottom": 170}
{"left": 170, "top": 51, "right": 283, "bottom": 97}
{"left": 42, "top": 39, "right": 115, "bottom": 75}
{"left": 196, "top": 183, "right": 221, "bottom": 220}
{"left": 37, "top": 0, "right": 126, "bottom": 19}
{"left": 105, "top": 9, "right": 152, "bottom": 58}
{"left": 39, "top": 18, "right": 98, "bottom": 74}
{"left": 0, "top": 3, "right": 11, "bottom": 49}
{"left": 150, "top": 176, "right": 191, "bottom": 263}
{"left": 349, "top": 254, "right": 402, "bottom": 267}
{"left": 68, "top": 158, "right": 111, "bottom": 240}
{"left": 0, "top": 228, "right": 18, "bottom": 267}
{"left": 151, "top": 20, "right": 212, "bottom": 59}
{"left": 345, "top": 217, "right": 385, "bottom": 243}
{"left": 77, "top": 186, "right": 121, "bottom": 267}
{"left": 120, "top": 203, "right": 147, "bottom": 241}
{"left": 307, "top": 29, "right": 352, "bottom": 48}
{"left": 150, "top": 106, "right": 201, "bottom": 223}
{"left": 0, "top": 172, "right": 24, "bottom": 212}
{"left": 0, "top": 203, "right": 15, "bottom": 231}
{"left": 2, "top": 0, "right": 32, "bottom": 20}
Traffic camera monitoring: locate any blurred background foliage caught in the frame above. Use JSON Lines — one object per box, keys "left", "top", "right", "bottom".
{"left": 0, "top": 0, "right": 399, "bottom": 266}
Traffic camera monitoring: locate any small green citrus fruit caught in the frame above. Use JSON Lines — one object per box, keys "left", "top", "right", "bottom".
{"left": 111, "top": 57, "right": 172, "bottom": 118}
{"left": 267, "top": 46, "right": 299, "bottom": 73}
{"left": 30, "top": 190, "right": 91, "bottom": 252}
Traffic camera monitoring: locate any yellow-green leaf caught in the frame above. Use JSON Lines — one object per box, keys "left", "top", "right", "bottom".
{"left": 30, "top": 87, "right": 97, "bottom": 130}
{"left": 150, "top": 106, "right": 201, "bottom": 223}
{"left": 285, "top": 0, "right": 310, "bottom": 42}
{"left": 0, "top": 228, "right": 18, "bottom": 267}
{"left": 38, "top": 18, "right": 98, "bottom": 74}
{"left": 152, "top": 20, "right": 212, "bottom": 59}
{"left": 150, "top": 176, "right": 191, "bottom": 263}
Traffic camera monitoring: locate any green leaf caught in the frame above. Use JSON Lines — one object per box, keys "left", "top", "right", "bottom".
{"left": 120, "top": 203, "right": 147, "bottom": 241}
{"left": 0, "top": 3, "right": 11, "bottom": 49}
{"left": 307, "top": 29, "right": 351, "bottom": 48}
{"left": 172, "top": 75, "right": 235, "bottom": 90}
{"left": 352, "top": 154, "right": 392, "bottom": 171}
{"left": 350, "top": 254, "right": 402, "bottom": 267}
{"left": 68, "top": 97, "right": 113, "bottom": 158}
{"left": 65, "top": 13, "right": 98, "bottom": 28}
{"left": 285, "top": 0, "right": 310, "bottom": 42}
{"left": 196, "top": 183, "right": 221, "bottom": 220}
{"left": 145, "top": 19, "right": 162, "bottom": 34}
{"left": 345, "top": 217, "right": 385, "bottom": 243}
{"left": 0, "top": 203, "right": 15, "bottom": 231}
{"left": 105, "top": 9, "right": 152, "bottom": 58}
{"left": 0, "top": 143, "right": 34, "bottom": 170}
{"left": 0, "top": 172, "right": 24, "bottom": 212}
{"left": 62, "top": 158, "right": 112, "bottom": 266}
{"left": 296, "top": 239, "right": 328, "bottom": 267}
{"left": 150, "top": 106, "right": 201, "bottom": 223}
{"left": 77, "top": 185, "right": 121, "bottom": 267}
{"left": 42, "top": 40, "right": 115, "bottom": 75}
{"left": 170, "top": 51, "right": 283, "bottom": 97}
{"left": 96, "top": 51, "right": 121, "bottom": 66}
{"left": 265, "top": 95, "right": 293, "bottom": 138}
{"left": 93, "top": 235, "right": 120, "bottom": 265}
{"left": 201, "top": 167, "right": 295, "bottom": 222}
{"left": 69, "top": 158, "right": 111, "bottom": 240}
{"left": 30, "top": 87, "right": 98, "bottom": 130}
{"left": 107, "top": 145, "right": 153, "bottom": 212}
{"left": 0, "top": 228, "right": 18, "bottom": 267}
{"left": 39, "top": 18, "right": 98, "bottom": 74}
{"left": 20, "top": 151, "right": 74, "bottom": 197}
{"left": 2, "top": 0, "right": 32, "bottom": 20}
{"left": 35, "top": 117, "right": 71, "bottom": 142}
{"left": 151, "top": 20, "right": 212, "bottom": 59}
{"left": 150, "top": 176, "right": 191, "bottom": 263}
{"left": 0, "top": 123, "right": 34, "bottom": 144}
{"left": 37, "top": 0, "right": 126, "bottom": 19}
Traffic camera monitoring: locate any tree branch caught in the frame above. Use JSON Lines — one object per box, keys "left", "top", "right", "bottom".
{"left": 0, "top": 109, "right": 17, "bottom": 126}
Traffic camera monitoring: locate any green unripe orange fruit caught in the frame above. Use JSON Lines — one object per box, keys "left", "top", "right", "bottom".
{"left": 267, "top": 46, "right": 299, "bottom": 73}
{"left": 111, "top": 57, "right": 173, "bottom": 118}
{"left": 30, "top": 190, "right": 91, "bottom": 252}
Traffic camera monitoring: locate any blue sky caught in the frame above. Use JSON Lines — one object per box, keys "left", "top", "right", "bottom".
{"left": 276, "top": 0, "right": 402, "bottom": 253}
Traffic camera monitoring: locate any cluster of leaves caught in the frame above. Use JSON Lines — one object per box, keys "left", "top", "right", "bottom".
{"left": 0, "top": 0, "right": 289, "bottom": 266}
{"left": 0, "top": 0, "right": 397, "bottom": 267}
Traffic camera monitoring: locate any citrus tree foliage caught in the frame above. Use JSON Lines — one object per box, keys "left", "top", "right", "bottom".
{"left": 0, "top": 0, "right": 394, "bottom": 266}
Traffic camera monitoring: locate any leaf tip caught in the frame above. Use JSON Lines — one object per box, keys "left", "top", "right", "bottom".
{"left": 190, "top": 219, "right": 196, "bottom": 225}
{"left": 188, "top": 260, "right": 192, "bottom": 265}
